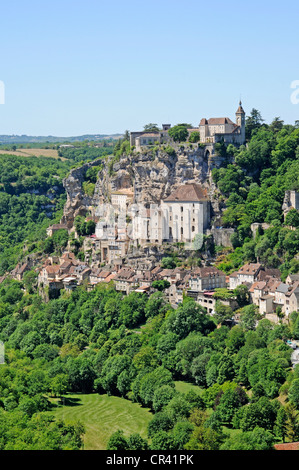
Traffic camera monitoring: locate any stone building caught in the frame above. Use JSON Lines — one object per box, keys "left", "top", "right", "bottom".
{"left": 94, "top": 182, "right": 210, "bottom": 259}
{"left": 130, "top": 103, "right": 245, "bottom": 150}
{"left": 189, "top": 266, "right": 226, "bottom": 292}
{"left": 130, "top": 124, "right": 172, "bottom": 151}
{"left": 199, "top": 102, "right": 246, "bottom": 145}
{"left": 161, "top": 183, "right": 210, "bottom": 246}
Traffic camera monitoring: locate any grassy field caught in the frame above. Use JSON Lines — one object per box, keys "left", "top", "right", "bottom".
{"left": 174, "top": 380, "right": 204, "bottom": 395}
{"left": 0, "top": 148, "right": 64, "bottom": 159}
{"left": 47, "top": 393, "right": 153, "bottom": 450}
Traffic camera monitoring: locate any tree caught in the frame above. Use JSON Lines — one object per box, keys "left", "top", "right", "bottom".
{"left": 239, "top": 304, "right": 258, "bottom": 331}
{"left": 274, "top": 407, "right": 288, "bottom": 442}
{"left": 50, "top": 374, "right": 69, "bottom": 399}
{"left": 285, "top": 209, "right": 299, "bottom": 228}
{"left": 152, "top": 385, "right": 176, "bottom": 413}
{"left": 172, "top": 421, "right": 194, "bottom": 449}
{"left": 143, "top": 123, "right": 160, "bottom": 132}
{"left": 245, "top": 108, "right": 264, "bottom": 140}
{"left": 127, "top": 433, "right": 149, "bottom": 450}
{"left": 184, "top": 424, "right": 225, "bottom": 450}
{"left": 144, "top": 291, "right": 168, "bottom": 319}
{"left": 220, "top": 427, "right": 275, "bottom": 450}
{"left": 107, "top": 430, "right": 128, "bottom": 450}
{"left": 284, "top": 403, "right": 299, "bottom": 442}
{"left": 214, "top": 301, "right": 233, "bottom": 326}
{"left": 168, "top": 124, "right": 189, "bottom": 142}
{"left": 189, "top": 131, "right": 200, "bottom": 143}
{"left": 288, "top": 378, "right": 299, "bottom": 408}
{"left": 138, "top": 367, "right": 174, "bottom": 408}
{"left": 233, "top": 284, "right": 250, "bottom": 307}
{"left": 150, "top": 430, "right": 177, "bottom": 450}
{"left": 161, "top": 257, "right": 176, "bottom": 269}
{"left": 215, "top": 388, "right": 247, "bottom": 426}
{"left": 147, "top": 411, "right": 175, "bottom": 438}
{"left": 152, "top": 279, "right": 170, "bottom": 291}
{"left": 167, "top": 299, "right": 214, "bottom": 340}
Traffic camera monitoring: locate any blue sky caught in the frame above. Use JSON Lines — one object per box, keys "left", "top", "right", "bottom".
{"left": 0, "top": 0, "right": 298, "bottom": 135}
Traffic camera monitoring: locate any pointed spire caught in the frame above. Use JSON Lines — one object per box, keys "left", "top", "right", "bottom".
{"left": 236, "top": 100, "right": 245, "bottom": 114}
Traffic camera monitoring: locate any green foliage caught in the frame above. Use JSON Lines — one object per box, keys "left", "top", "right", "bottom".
{"left": 0, "top": 411, "right": 85, "bottom": 450}
{"left": 213, "top": 122, "right": 299, "bottom": 276}
{"left": 1, "top": 119, "right": 299, "bottom": 450}
{"left": 168, "top": 124, "right": 189, "bottom": 142}
{"left": 0, "top": 153, "right": 71, "bottom": 274}
{"left": 58, "top": 142, "right": 113, "bottom": 162}
{"left": 188, "top": 131, "right": 200, "bottom": 143}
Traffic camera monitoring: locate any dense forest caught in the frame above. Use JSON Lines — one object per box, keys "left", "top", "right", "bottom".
{"left": 0, "top": 278, "right": 298, "bottom": 450}
{"left": 0, "top": 140, "right": 114, "bottom": 275}
{"left": 0, "top": 118, "right": 299, "bottom": 451}
{"left": 212, "top": 113, "right": 299, "bottom": 280}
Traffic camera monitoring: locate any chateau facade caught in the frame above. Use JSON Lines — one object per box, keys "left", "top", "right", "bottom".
{"left": 199, "top": 102, "right": 245, "bottom": 145}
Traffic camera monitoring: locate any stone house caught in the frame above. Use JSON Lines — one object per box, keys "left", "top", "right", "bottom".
{"left": 130, "top": 124, "right": 172, "bottom": 151}
{"left": 189, "top": 266, "right": 226, "bottom": 292}
{"left": 11, "top": 262, "right": 30, "bottom": 281}
{"left": 199, "top": 102, "right": 245, "bottom": 145}
{"left": 249, "top": 281, "right": 267, "bottom": 305}
{"left": 46, "top": 223, "right": 68, "bottom": 237}
{"left": 285, "top": 281, "right": 299, "bottom": 316}
{"left": 259, "top": 295, "right": 274, "bottom": 315}
{"left": 113, "top": 267, "right": 139, "bottom": 295}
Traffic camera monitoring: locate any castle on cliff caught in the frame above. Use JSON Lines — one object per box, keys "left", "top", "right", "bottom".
{"left": 130, "top": 102, "right": 246, "bottom": 151}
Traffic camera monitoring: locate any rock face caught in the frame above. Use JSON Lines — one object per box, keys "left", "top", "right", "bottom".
{"left": 61, "top": 159, "right": 103, "bottom": 228}
{"left": 96, "top": 146, "right": 210, "bottom": 204}
{"left": 61, "top": 146, "right": 224, "bottom": 229}
{"left": 282, "top": 190, "right": 299, "bottom": 217}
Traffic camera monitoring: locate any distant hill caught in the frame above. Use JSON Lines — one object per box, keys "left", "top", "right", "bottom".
{"left": 0, "top": 133, "right": 123, "bottom": 144}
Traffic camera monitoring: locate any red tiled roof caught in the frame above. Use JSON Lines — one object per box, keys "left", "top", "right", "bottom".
{"left": 274, "top": 442, "right": 299, "bottom": 450}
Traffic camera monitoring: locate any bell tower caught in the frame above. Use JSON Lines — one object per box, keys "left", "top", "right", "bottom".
{"left": 235, "top": 100, "right": 245, "bottom": 144}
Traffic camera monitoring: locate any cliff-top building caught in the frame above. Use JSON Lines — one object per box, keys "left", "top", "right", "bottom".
{"left": 199, "top": 101, "right": 245, "bottom": 145}
{"left": 129, "top": 102, "right": 246, "bottom": 150}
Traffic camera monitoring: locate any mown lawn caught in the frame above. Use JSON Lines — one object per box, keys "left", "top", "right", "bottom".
{"left": 47, "top": 393, "right": 153, "bottom": 450}
{"left": 174, "top": 381, "right": 204, "bottom": 396}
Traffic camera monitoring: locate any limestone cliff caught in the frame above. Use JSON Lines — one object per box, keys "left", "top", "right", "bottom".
{"left": 61, "top": 146, "right": 219, "bottom": 224}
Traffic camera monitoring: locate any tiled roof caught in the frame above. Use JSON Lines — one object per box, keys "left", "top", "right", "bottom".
{"left": 274, "top": 442, "right": 299, "bottom": 450}
{"left": 164, "top": 183, "right": 208, "bottom": 202}
{"left": 286, "top": 280, "right": 299, "bottom": 297}
{"left": 236, "top": 102, "right": 245, "bottom": 114}
{"left": 191, "top": 266, "right": 225, "bottom": 278}
{"left": 45, "top": 265, "right": 60, "bottom": 274}
{"left": 238, "top": 263, "right": 262, "bottom": 275}
{"left": 200, "top": 117, "right": 235, "bottom": 126}
{"left": 249, "top": 281, "right": 266, "bottom": 292}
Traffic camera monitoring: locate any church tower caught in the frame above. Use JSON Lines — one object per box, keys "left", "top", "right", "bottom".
{"left": 235, "top": 101, "right": 245, "bottom": 144}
